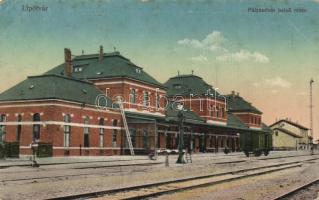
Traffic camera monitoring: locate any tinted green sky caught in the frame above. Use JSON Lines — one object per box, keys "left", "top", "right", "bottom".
{"left": 0, "top": 0, "right": 318, "bottom": 140}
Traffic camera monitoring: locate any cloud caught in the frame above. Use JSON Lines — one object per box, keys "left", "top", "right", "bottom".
{"left": 178, "top": 30, "right": 270, "bottom": 63}
{"left": 216, "top": 49, "right": 269, "bottom": 63}
{"left": 177, "top": 31, "right": 226, "bottom": 51}
{"left": 190, "top": 55, "right": 208, "bottom": 62}
{"left": 253, "top": 77, "right": 292, "bottom": 89}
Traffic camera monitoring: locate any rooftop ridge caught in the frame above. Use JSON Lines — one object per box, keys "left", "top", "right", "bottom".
{"left": 270, "top": 119, "right": 309, "bottom": 130}
{"left": 27, "top": 74, "right": 94, "bottom": 85}
{"left": 170, "top": 74, "right": 203, "bottom": 79}
{"left": 73, "top": 52, "right": 130, "bottom": 62}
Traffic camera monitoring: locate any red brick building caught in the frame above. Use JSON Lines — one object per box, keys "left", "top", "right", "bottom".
{"left": 0, "top": 46, "right": 270, "bottom": 156}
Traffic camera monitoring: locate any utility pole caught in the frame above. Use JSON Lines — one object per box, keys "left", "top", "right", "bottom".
{"left": 310, "top": 78, "right": 314, "bottom": 154}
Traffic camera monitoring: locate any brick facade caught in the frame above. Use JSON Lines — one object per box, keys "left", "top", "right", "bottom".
{"left": 0, "top": 48, "right": 268, "bottom": 157}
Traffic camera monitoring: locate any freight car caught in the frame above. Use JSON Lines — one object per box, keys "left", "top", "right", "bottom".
{"left": 240, "top": 131, "right": 272, "bottom": 157}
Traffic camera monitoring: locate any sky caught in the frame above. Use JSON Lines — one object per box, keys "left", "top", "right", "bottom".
{"left": 0, "top": 0, "right": 319, "bottom": 141}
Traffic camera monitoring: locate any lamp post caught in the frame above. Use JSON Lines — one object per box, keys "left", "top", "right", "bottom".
{"left": 176, "top": 110, "right": 186, "bottom": 164}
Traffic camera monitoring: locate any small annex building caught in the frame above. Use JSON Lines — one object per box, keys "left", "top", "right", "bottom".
{"left": 270, "top": 119, "right": 311, "bottom": 150}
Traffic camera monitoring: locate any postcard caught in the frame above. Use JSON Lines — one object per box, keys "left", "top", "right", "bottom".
{"left": 0, "top": 0, "right": 318, "bottom": 199}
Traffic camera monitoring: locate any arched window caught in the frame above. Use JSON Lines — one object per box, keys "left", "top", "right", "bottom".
{"left": 17, "top": 114, "right": 22, "bottom": 141}
{"left": 0, "top": 114, "right": 7, "bottom": 142}
{"left": 33, "top": 113, "right": 41, "bottom": 142}
{"left": 209, "top": 105, "right": 213, "bottom": 117}
{"left": 112, "top": 119, "right": 118, "bottom": 147}
{"left": 83, "top": 116, "right": 89, "bottom": 147}
{"left": 99, "top": 118, "right": 105, "bottom": 148}
{"left": 64, "top": 114, "right": 71, "bottom": 147}
{"left": 130, "top": 89, "right": 136, "bottom": 104}
{"left": 156, "top": 93, "right": 160, "bottom": 109}
{"left": 143, "top": 91, "right": 149, "bottom": 106}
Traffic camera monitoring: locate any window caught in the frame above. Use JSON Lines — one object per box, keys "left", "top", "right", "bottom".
{"left": 74, "top": 67, "right": 83, "bottom": 72}
{"left": 0, "top": 114, "right": 6, "bottom": 142}
{"left": 33, "top": 113, "right": 41, "bottom": 142}
{"left": 99, "top": 118, "right": 105, "bottom": 148}
{"left": 129, "top": 129, "right": 136, "bottom": 148}
{"left": 156, "top": 94, "right": 160, "bottom": 109}
{"left": 216, "top": 107, "right": 220, "bottom": 118}
{"left": 173, "top": 84, "right": 182, "bottom": 89}
{"left": 209, "top": 105, "right": 213, "bottom": 117}
{"left": 221, "top": 108, "right": 225, "bottom": 118}
{"left": 83, "top": 116, "right": 89, "bottom": 147}
{"left": 143, "top": 129, "right": 148, "bottom": 149}
{"left": 130, "top": 89, "right": 136, "bottom": 104}
{"left": 143, "top": 91, "right": 149, "bottom": 106}
{"left": 64, "top": 114, "right": 71, "bottom": 147}
{"left": 17, "top": 114, "right": 22, "bottom": 141}
{"left": 275, "top": 131, "right": 278, "bottom": 136}
{"left": 112, "top": 119, "right": 118, "bottom": 147}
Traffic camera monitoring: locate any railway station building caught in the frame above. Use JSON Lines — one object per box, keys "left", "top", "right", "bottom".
{"left": 270, "top": 119, "right": 311, "bottom": 151}
{"left": 0, "top": 46, "right": 272, "bottom": 157}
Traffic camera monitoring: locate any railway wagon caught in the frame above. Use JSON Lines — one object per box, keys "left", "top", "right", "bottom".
{"left": 240, "top": 131, "right": 272, "bottom": 157}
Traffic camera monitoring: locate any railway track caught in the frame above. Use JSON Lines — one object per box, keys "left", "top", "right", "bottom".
{"left": 258, "top": 153, "right": 319, "bottom": 161}
{"left": 1, "top": 154, "right": 317, "bottom": 184}
{"left": 272, "top": 178, "right": 319, "bottom": 200}
{"left": 0, "top": 162, "right": 163, "bottom": 184}
{"left": 46, "top": 157, "right": 319, "bottom": 200}
{"left": 0, "top": 158, "right": 150, "bottom": 169}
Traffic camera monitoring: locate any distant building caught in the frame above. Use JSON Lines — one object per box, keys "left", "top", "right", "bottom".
{"left": 270, "top": 119, "right": 310, "bottom": 150}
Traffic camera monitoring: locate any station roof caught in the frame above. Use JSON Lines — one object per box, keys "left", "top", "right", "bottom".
{"left": 164, "top": 104, "right": 250, "bottom": 131}
{"left": 225, "top": 94, "right": 262, "bottom": 114}
{"left": 270, "top": 119, "right": 309, "bottom": 130}
{"left": 45, "top": 52, "right": 165, "bottom": 89}
{"left": 261, "top": 123, "right": 272, "bottom": 133}
{"left": 226, "top": 113, "right": 249, "bottom": 130}
{"left": 165, "top": 105, "right": 205, "bottom": 124}
{"left": 164, "top": 74, "right": 221, "bottom": 98}
{"left": 273, "top": 127, "right": 303, "bottom": 138}
{"left": 0, "top": 74, "right": 111, "bottom": 106}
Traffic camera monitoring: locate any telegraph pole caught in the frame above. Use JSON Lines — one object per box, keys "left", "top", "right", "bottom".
{"left": 310, "top": 78, "right": 314, "bottom": 154}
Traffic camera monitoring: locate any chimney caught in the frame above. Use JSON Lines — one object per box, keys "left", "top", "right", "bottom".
{"left": 231, "top": 91, "right": 235, "bottom": 99}
{"left": 99, "top": 45, "right": 104, "bottom": 62}
{"left": 237, "top": 92, "right": 240, "bottom": 96}
{"left": 64, "top": 48, "right": 72, "bottom": 77}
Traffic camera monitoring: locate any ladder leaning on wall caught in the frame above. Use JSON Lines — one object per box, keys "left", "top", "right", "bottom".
{"left": 118, "top": 100, "right": 135, "bottom": 156}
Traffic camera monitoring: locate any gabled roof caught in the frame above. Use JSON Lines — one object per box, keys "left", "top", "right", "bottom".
{"left": 164, "top": 74, "right": 221, "bottom": 98}
{"left": 225, "top": 94, "right": 262, "bottom": 114}
{"left": 0, "top": 74, "right": 111, "bottom": 106}
{"left": 270, "top": 119, "right": 309, "bottom": 130}
{"left": 273, "top": 127, "right": 303, "bottom": 138}
{"left": 44, "top": 52, "right": 165, "bottom": 89}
